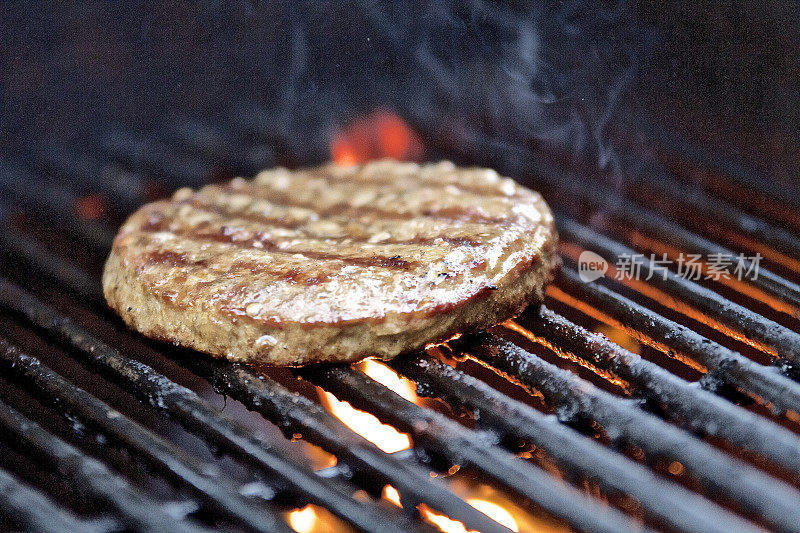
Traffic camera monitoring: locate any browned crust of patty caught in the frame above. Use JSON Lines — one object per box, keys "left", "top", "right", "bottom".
{"left": 103, "top": 160, "right": 558, "bottom": 365}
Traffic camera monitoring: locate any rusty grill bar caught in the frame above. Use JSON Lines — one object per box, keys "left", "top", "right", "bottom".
{"left": 1, "top": 113, "right": 800, "bottom": 533}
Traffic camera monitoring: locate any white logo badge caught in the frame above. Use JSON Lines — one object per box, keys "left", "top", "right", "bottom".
{"left": 578, "top": 250, "right": 608, "bottom": 283}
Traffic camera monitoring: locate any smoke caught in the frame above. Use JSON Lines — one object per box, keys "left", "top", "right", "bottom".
{"left": 1, "top": 0, "right": 652, "bottom": 177}
{"left": 282, "top": 0, "right": 653, "bottom": 176}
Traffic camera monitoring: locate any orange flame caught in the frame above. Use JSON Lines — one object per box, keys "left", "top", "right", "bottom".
{"left": 383, "top": 484, "right": 521, "bottom": 533}
{"left": 287, "top": 506, "right": 317, "bottom": 533}
{"left": 331, "top": 110, "right": 424, "bottom": 165}
{"left": 286, "top": 504, "right": 350, "bottom": 533}
{"left": 317, "top": 360, "right": 416, "bottom": 453}
{"left": 420, "top": 500, "right": 520, "bottom": 533}
{"left": 319, "top": 363, "right": 559, "bottom": 533}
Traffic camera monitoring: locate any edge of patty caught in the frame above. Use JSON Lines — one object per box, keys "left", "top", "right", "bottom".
{"left": 102, "top": 226, "right": 558, "bottom": 365}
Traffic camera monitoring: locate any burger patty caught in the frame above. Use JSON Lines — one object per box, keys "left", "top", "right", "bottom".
{"left": 103, "top": 160, "right": 559, "bottom": 365}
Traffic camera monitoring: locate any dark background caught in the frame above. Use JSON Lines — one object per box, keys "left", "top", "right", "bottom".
{"left": 1, "top": 1, "right": 798, "bottom": 184}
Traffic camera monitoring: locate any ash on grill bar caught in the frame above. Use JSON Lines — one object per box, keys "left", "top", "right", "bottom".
{"left": 2, "top": 2, "right": 800, "bottom": 533}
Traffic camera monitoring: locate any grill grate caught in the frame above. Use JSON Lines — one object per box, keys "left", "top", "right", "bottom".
{"left": 0, "top": 399, "right": 205, "bottom": 533}
{"left": 0, "top": 464, "right": 116, "bottom": 533}
{"left": 460, "top": 331, "right": 800, "bottom": 531}
{"left": 0, "top": 338, "right": 291, "bottom": 533}
{"left": 1, "top": 113, "right": 800, "bottom": 532}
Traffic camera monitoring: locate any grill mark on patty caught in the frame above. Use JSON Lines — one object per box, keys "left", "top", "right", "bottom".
{"left": 218, "top": 184, "right": 511, "bottom": 226}
{"left": 182, "top": 196, "right": 491, "bottom": 247}
{"left": 142, "top": 205, "right": 488, "bottom": 256}
{"left": 137, "top": 254, "right": 332, "bottom": 307}
{"left": 138, "top": 217, "right": 423, "bottom": 270}
{"left": 224, "top": 263, "right": 330, "bottom": 284}
{"left": 140, "top": 254, "right": 329, "bottom": 284}
{"left": 212, "top": 206, "right": 488, "bottom": 247}
{"left": 140, "top": 250, "right": 206, "bottom": 269}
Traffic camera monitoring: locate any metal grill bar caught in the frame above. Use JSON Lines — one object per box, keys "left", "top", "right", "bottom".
{"left": 0, "top": 161, "right": 114, "bottom": 251}
{"left": 0, "top": 399, "right": 206, "bottom": 533}
{"left": 614, "top": 151, "right": 800, "bottom": 270}
{"left": 509, "top": 306, "right": 800, "bottom": 476}
{"left": 168, "top": 349, "right": 510, "bottom": 533}
{"left": 558, "top": 217, "right": 800, "bottom": 366}
{"left": 637, "top": 172, "right": 800, "bottom": 272}
{"left": 0, "top": 336, "right": 294, "bottom": 533}
{"left": 99, "top": 129, "right": 216, "bottom": 189}
{"left": 0, "top": 278, "right": 407, "bottom": 533}
{"left": 297, "top": 364, "right": 645, "bottom": 533}
{"left": 455, "top": 331, "right": 800, "bottom": 532}
{"left": 0, "top": 228, "right": 103, "bottom": 300}
{"left": 388, "top": 352, "right": 759, "bottom": 533}
{"left": 634, "top": 112, "right": 800, "bottom": 212}
{"left": 553, "top": 265, "right": 800, "bottom": 416}
{"left": 536, "top": 168, "right": 800, "bottom": 316}
{"left": 30, "top": 145, "right": 149, "bottom": 215}
{"left": 0, "top": 466, "right": 111, "bottom": 533}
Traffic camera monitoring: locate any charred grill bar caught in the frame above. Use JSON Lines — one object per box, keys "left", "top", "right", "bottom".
{"left": 531, "top": 160, "right": 800, "bottom": 316}
{"left": 556, "top": 218, "right": 800, "bottom": 364}
{"left": 0, "top": 338, "right": 293, "bottom": 533}
{"left": 0, "top": 400, "right": 205, "bottom": 533}
{"left": 458, "top": 331, "right": 800, "bottom": 532}
{"left": 508, "top": 307, "right": 800, "bottom": 475}
{"left": 0, "top": 465, "right": 110, "bottom": 533}
{"left": 0, "top": 280, "right": 410, "bottom": 533}
{"left": 0, "top": 112, "right": 800, "bottom": 533}
{"left": 551, "top": 266, "right": 800, "bottom": 414}
{"left": 385, "top": 352, "right": 755, "bottom": 533}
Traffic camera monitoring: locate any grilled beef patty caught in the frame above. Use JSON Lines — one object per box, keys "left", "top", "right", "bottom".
{"left": 103, "top": 160, "right": 558, "bottom": 365}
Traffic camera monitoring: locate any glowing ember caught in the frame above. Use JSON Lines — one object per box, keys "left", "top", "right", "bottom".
{"left": 330, "top": 138, "right": 359, "bottom": 166}
{"left": 593, "top": 324, "right": 641, "bottom": 355}
{"left": 667, "top": 461, "right": 685, "bottom": 476}
{"left": 318, "top": 360, "right": 416, "bottom": 453}
{"left": 72, "top": 193, "right": 108, "bottom": 220}
{"left": 331, "top": 110, "right": 424, "bottom": 165}
{"left": 287, "top": 505, "right": 317, "bottom": 533}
